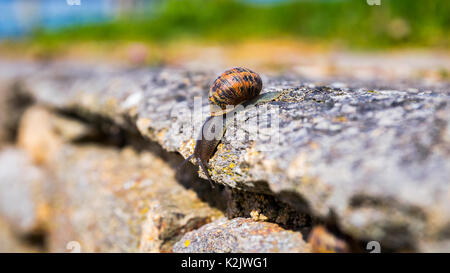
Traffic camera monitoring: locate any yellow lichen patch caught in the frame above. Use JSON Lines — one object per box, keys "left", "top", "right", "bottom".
{"left": 184, "top": 139, "right": 196, "bottom": 153}
{"left": 250, "top": 210, "right": 259, "bottom": 220}
{"left": 332, "top": 116, "right": 348, "bottom": 123}
{"left": 139, "top": 206, "right": 149, "bottom": 215}
{"left": 211, "top": 143, "right": 226, "bottom": 160}
{"left": 220, "top": 158, "right": 239, "bottom": 177}
{"left": 250, "top": 210, "right": 269, "bottom": 222}
{"left": 179, "top": 139, "right": 195, "bottom": 158}
{"left": 258, "top": 214, "right": 268, "bottom": 221}
{"left": 367, "top": 90, "right": 377, "bottom": 94}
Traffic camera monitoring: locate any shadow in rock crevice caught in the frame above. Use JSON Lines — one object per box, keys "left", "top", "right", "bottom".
{"left": 56, "top": 107, "right": 230, "bottom": 213}
{"left": 1, "top": 80, "right": 35, "bottom": 143}
{"left": 51, "top": 108, "right": 367, "bottom": 251}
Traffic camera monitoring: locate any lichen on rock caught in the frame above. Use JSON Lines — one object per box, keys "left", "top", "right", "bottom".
{"left": 173, "top": 217, "right": 311, "bottom": 253}
{"left": 1, "top": 61, "right": 449, "bottom": 252}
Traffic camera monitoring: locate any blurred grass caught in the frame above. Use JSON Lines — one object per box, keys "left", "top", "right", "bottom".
{"left": 31, "top": 0, "right": 450, "bottom": 50}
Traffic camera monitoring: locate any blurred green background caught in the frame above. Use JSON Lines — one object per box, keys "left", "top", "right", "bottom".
{"left": 1, "top": 0, "right": 449, "bottom": 79}
{"left": 30, "top": 0, "right": 449, "bottom": 49}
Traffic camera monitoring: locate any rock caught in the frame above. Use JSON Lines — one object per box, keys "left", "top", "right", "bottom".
{"left": 0, "top": 81, "right": 33, "bottom": 146}
{"left": 0, "top": 83, "right": 10, "bottom": 145}
{"left": 0, "top": 147, "right": 50, "bottom": 233}
{"left": 0, "top": 218, "right": 40, "bottom": 253}
{"left": 173, "top": 217, "right": 311, "bottom": 253}
{"left": 225, "top": 188, "right": 310, "bottom": 231}
{"left": 45, "top": 145, "right": 222, "bottom": 252}
{"left": 0, "top": 61, "right": 38, "bottom": 146}
{"left": 8, "top": 62, "right": 450, "bottom": 251}
{"left": 16, "top": 106, "right": 223, "bottom": 252}
{"left": 307, "top": 225, "right": 349, "bottom": 253}
{"left": 17, "top": 106, "right": 97, "bottom": 164}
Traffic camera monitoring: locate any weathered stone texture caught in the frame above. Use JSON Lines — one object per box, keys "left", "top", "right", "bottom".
{"left": 0, "top": 61, "right": 37, "bottom": 146}
{"left": 225, "top": 188, "right": 310, "bottom": 231}
{"left": 47, "top": 145, "right": 224, "bottom": 252}
{"left": 0, "top": 82, "right": 32, "bottom": 146}
{"left": 17, "top": 64, "right": 449, "bottom": 251}
{"left": 0, "top": 61, "right": 448, "bottom": 252}
{"left": 173, "top": 217, "right": 311, "bottom": 253}
{"left": 0, "top": 147, "right": 50, "bottom": 233}
{"left": 0, "top": 218, "right": 40, "bottom": 253}
{"left": 48, "top": 145, "right": 222, "bottom": 252}
{"left": 14, "top": 106, "right": 223, "bottom": 252}
{"left": 307, "top": 225, "right": 349, "bottom": 253}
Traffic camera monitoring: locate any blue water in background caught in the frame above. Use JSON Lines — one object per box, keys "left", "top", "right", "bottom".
{"left": 0, "top": 0, "right": 116, "bottom": 39}
{"left": 0, "top": 0, "right": 298, "bottom": 39}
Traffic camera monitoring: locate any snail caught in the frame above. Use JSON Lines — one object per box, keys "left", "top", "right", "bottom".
{"left": 179, "top": 67, "right": 281, "bottom": 187}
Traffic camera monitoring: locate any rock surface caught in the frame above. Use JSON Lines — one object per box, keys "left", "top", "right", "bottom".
{"left": 0, "top": 61, "right": 38, "bottom": 146}
{"left": 15, "top": 106, "right": 223, "bottom": 252}
{"left": 0, "top": 147, "right": 50, "bottom": 233}
{"left": 0, "top": 218, "right": 40, "bottom": 253}
{"left": 307, "top": 225, "right": 349, "bottom": 253}
{"left": 173, "top": 217, "right": 310, "bottom": 253}
{"left": 46, "top": 144, "right": 222, "bottom": 252}
{"left": 1, "top": 61, "right": 449, "bottom": 251}
{"left": 225, "top": 188, "right": 310, "bottom": 231}
{"left": 0, "top": 81, "right": 32, "bottom": 146}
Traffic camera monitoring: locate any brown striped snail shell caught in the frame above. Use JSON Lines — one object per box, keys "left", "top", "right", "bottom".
{"left": 209, "top": 67, "right": 263, "bottom": 116}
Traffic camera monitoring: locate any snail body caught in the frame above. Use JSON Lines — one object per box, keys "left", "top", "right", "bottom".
{"left": 179, "top": 67, "right": 281, "bottom": 187}
{"left": 181, "top": 115, "right": 225, "bottom": 184}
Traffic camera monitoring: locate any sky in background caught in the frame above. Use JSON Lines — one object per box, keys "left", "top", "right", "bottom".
{"left": 0, "top": 0, "right": 301, "bottom": 39}
{"left": 0, "top": 0, "right": 117, "bottom": 38}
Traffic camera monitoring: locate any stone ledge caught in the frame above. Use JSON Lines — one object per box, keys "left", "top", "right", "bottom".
{"left": 3, "top": 62, "right": 450, "bottom": 251}
{"left": 10, "top": 106, "right": 223, "bottom": 252}
{"left": 173, "top": 217, "right": 311, "bottom": 253}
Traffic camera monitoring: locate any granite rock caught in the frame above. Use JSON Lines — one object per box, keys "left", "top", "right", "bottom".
{"left": 307, "top": 225, "right": 349, "bottom": 253}
{"left": 7, "top": 62, "right": 450, "bottom": 251}
{"left": 43, "top": 145, "right": 222, "bottom": 252}
{"left": 0, "top": 147, "right": 50, "bottom": 233}
{"left": 15, "top": 107, "right": 223, "bottom": 252}
{"left": 0, "top": 218, "right": 40, "bottom": 253}
{"left": 173, "top": 217, "right": 311, "bottom": 253}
